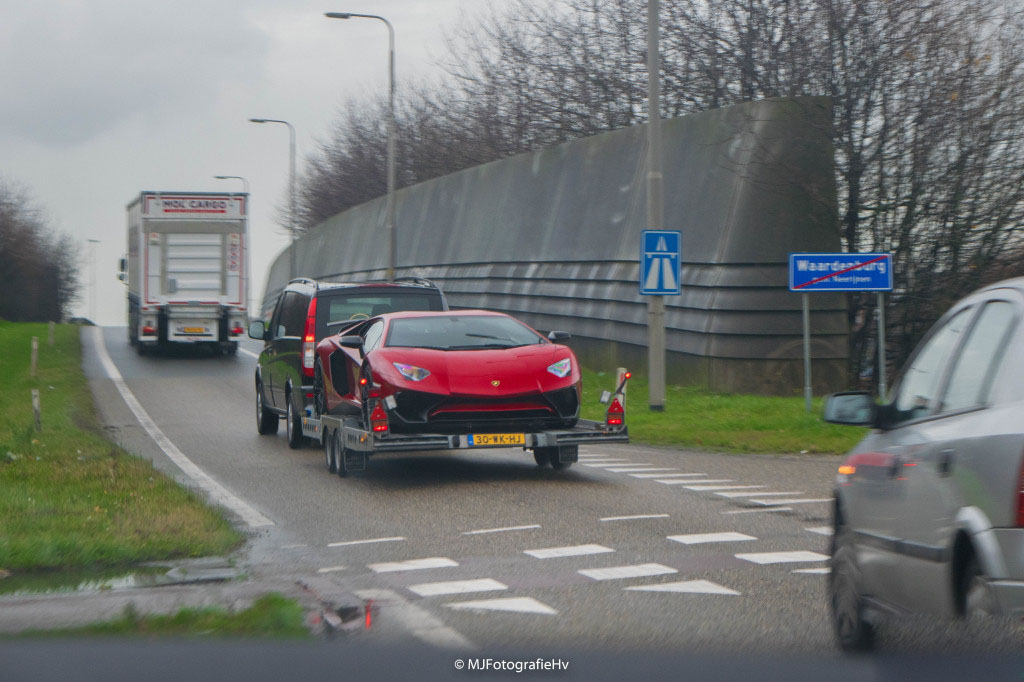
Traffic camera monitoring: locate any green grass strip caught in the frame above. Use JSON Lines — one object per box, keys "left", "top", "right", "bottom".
{"left": 0, "top": 321, "right": 242, "bottom": 574}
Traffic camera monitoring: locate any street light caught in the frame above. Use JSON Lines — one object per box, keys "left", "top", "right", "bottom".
{"left": 249, "top": 118, "right": 297, "bottom": 279}
{"left": 87, "top": 239, "right": 100, "bottom": 324}
{"left": 325, "top": 11, "right": 396, "bottom": 281}
{"left": 213, "top": 175, "right": 250, "bottom": 194}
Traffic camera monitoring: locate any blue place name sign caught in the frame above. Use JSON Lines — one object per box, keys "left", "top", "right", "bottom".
{"left": 789, "top": 253, "right": 893, "bottom": 292}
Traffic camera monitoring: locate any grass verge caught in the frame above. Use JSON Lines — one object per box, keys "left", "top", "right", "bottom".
{"left": 19, "top": 593, "right": 309, "bottom": 638}
{"left": 580, "top": 368, "right": 866, "bottom": 454}
{"left": 0, "top": 321, "right": 243, "bottom": 574}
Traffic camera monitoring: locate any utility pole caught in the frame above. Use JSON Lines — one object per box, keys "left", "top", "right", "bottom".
{"left": 646, "top": 0, "right": 666, "bottom": 411}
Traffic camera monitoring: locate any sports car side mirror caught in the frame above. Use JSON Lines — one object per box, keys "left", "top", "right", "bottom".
{"left": 823, "top": 392, "right": 876, "bottom": 426}
{"left": 248, "top": 320, "right": 267, "bottom": 341}
{"left": 548, "top": 330, "right": 571, "bottom": 342}
{"left": 340, "top": 335, "right": 364, "bottom": 350}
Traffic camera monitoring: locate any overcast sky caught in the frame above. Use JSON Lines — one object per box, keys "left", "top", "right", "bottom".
{"left": 1, "top": 0, "right": 515, "bottom": 326}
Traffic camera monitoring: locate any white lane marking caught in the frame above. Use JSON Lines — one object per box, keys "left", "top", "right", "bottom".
{"left": 356, "top": 588, "right": 475, "bottom": 650}
{"left": 606, "top": 467, "right": 679, "bottom": 473}
{"left": 793, "top": 568, "right": 831, "bottom": 575}
{"left": 630, "top": 472, "right": 707, "bottom": 479}
{"left": 749, "top": 498, "right": 831, "bottom": 506}
{"left": 316, "top": 566, "right": 346, "bottom": 574}
{"left": 579, "top": 563, "right": 677, "bottom": 581}
{"left": 667, "top": 532, "right": 756, "bottom": 545}
{"left": 683, "top": 484, "right": 765, "bottom": 492}
{"left": 280, "top": 544, "right": 308, "bottom": 549}
{"left": 92, "top": 327, "right": 274, "bottom": 528}
{"left": 328, "top": 536, "right": 405, "bottom": 548}
{"left": 581, "top": 462, "right": 649, "bottom": 468}
{"left": 600, "top": 514, "right": 670, "bottom": 522}
{"left": 735, "top": 551, "right": 829, "bottom": 564}
{"left": 237, "top": 347, "right": 260, "bottom": 360}
{"left": 408, "top": 578, "right": 507, "bottom": 597}
{"left": 715, "top": 491, "right": 803, "bottom": 498}
{"left": 625, "top": 580, "right": 741, "bottom": 595}
{"left": 524, "top": 544, "right": 614, "bottom": 559}
{"left": 577, "top": 456, "right": 628, "bottom": 462}
{"left": 722, "top": 507, "right": 793, "bottom": 515}
{"left": 445, "top": 597, "right": 557, "bottom": 615}
{"left": 805, "top": 526, "right": 834, "bottom": 536}
{"left": 658, "top": 478, "right": 733, "bottom": 485}
{"left": 369, "top": 557, "right": 459, "bottom": 573}
{"left": 462, "top": 524, "right": 541, "bottom": 535}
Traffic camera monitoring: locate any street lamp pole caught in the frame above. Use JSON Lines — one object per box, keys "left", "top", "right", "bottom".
{"left": 213, "top": 175, "right": 250, "bottom": 194}
{"left": 326, "top": 11, "right": 396, "bottom": 280}
{"left": 249, "top": 118, "right": 297, "bottom": 279}
{"left": 87, "top": 239, "right": 100, "bottom": 324}
{"left": 646, "top": 0, "right": 666, "bottom": 411}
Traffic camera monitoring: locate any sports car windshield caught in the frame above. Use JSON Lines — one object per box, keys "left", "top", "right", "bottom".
{"left": 386, "top": 315, "right": 544, "bottom": 350}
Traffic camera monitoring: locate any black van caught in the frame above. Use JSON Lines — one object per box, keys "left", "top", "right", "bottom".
{"left": 248, "top": 277, "right": 448, "bottom": 448}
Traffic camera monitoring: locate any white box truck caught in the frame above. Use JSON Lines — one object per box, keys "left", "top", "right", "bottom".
{"left": 120, "top": 191, "right": 249, "bottom": 355}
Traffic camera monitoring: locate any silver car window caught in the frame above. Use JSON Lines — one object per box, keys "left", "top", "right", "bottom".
{"left": 893, "top": 307, "right": 971, "bottom": 419}
{"left": 941, "top": 300, "right": 1017, "bottom": 412}
{"left": 362, "top": 320, "right": 385, "bottom": 352}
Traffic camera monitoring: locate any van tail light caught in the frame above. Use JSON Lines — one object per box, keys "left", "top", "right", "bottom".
{"left": 1016, "top": 452, "right": 1024, "bottom": 528}
{"left": 606, "top": 397, "right": 624, "bottom": 427}
{"left": 302, "top": 297, "right": 318, "bottom": 378}
{"left": 369, "top": 402, "right": 389, "bottom": 433}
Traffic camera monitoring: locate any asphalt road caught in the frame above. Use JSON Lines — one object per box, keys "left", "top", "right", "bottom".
{"left": 66, "top": 326, "right": 1023, "bottom": 669}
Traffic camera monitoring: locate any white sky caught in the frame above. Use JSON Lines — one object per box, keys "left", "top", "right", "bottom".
{"left": 1, "top": 0, "right": 516, "bottom": 326}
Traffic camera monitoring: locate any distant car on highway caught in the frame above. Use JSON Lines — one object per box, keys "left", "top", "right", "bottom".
{"left": 247, "top": 277, "right": 448, "bottom": 448}
{"left": 823, "top": 277, "right": 1024, "bottom": 651}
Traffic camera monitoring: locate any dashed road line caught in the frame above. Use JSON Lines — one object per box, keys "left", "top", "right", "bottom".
{"left": 735, "top": 551, "right": 829, "bottom": 565}
{"left": 581, "top": 462, "right": 651, "bottom": 468}
{"left": 630, "top": 472, "right": 706, "bottom": 479}
{"left": 625, "top": 579, "right": 740, "bottom": 595}
{"left": 600, "top": 514, "right": 670, "bottom": 522}
{"left": 722, "top": 507, "right": 793, "bottom": 514}
{"left": 328, "top": 536, "right": 405, "bottom": 548}
{"left": 793, "top": 568, "right": 831, "bottom": 575}
{"left": 445, "top": 597, "right": 557, "bottom": 615}
{"left": 805, "top": 526, "right": 834, "bottom": 536}
{"left": 408, "top": 578, "right": 507, "bottom": 597}
{"left": 715, "top": 491, "right": 803, "bottom": 498}
{"left": 316, "top": 565, "right": 346, "bottom": 574}
{"left": 462, "top": 524, "right": 541, "bottom": 535}
{"left": 667, "top": 532, "right": 756, "bottom": 545}
{"left": 237, "top": 347, "right": 260, "bottom": 360}
{"left": 579, "top": 563, "right": 677, "bottom": 581}
{"left": 606, "top": 467, "right": 678, "bottom": 473}
{"left": 683, "top": 484, "right": 765, "bottom": 492}
{"left": 524, "top": 544, "right": 614, "bottom": 559}
{"left": 748, "top": 498, "right": 831, "bottom": 506}
{"left": 369, "top": 557, "right": 459, "bottom": 573}
{"left": 658, "top": 478, "right": 733, "bottom": 485}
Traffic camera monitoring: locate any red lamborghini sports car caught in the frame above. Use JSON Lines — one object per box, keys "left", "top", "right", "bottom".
{"left": 311, "top": 310, "right": 582, "bottom": 435}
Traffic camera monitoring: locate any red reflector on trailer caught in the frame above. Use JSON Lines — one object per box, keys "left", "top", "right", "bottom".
{"left": 606, "top": 398, "right": 624, "bottom": 426}
{"left": 370, "top": 403, "right": 389, "bottom": 433}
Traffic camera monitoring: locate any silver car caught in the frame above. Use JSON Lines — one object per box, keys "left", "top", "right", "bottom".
{"left": 823, "top": 277, "right": 1024, "bottom": 651}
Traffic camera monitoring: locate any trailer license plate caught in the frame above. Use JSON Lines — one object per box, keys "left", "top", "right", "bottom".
{"left": 469, "top": 433, "right": 525, "bottom": 447}
{"left": 182, "top": 327, "right": 206, "bottom": 334}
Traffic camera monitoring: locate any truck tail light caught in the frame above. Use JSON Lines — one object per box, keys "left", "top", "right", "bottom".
{"left": 302, "top": 297, "right": 318, "bottom": 378}
{"left": 142, "top": 325, "right": 156, "bottom": 336}
{"left": 369, "top": 402, "right": 389, "bottom": 433}
{"left": 231, "top": 325, "right": 244, "bottom": 336}
{"left": 606, "top": 397, "right": 624, "bottom": 427}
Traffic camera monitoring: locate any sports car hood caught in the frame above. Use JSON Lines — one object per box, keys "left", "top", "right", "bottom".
{"left": 372, "top": 345, "right": 577, "bottom": 397}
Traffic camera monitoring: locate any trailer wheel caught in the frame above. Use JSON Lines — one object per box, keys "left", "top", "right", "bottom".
{"left": 550, "top": 445, "right": 577, "bottom": 470}
{"left": 324, "top": 429, "right": 338, "bottom": 473}
{"left": 533, "top": 449, "right": 552, "bottom": 467}
{"left": 256, "top": 381, "right": 279, "bottom": 435}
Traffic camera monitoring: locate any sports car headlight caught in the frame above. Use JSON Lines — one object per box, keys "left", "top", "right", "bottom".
{"left": 393, "top": 362, "right": 431, "bottom": 381}
{"left": 547, "top": 358, "right": 572, "bottom": 378}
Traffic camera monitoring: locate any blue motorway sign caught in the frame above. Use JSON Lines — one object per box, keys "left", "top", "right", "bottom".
{"left": 640, "top": 230, "right": 681, "bottom": 295}
{"left": 789, "top": 253, "right": 893, "bottom": 292}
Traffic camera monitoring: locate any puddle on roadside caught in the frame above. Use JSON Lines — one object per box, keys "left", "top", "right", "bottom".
{"left": 0, "top": 560, "right": 243, "bottom": 597}
{"left": 0, "top": 566, "right": 170, "bottom": 597}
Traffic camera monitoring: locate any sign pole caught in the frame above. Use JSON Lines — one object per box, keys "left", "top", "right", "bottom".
{"left": 877, "top": 292, "right": 887, "bottom": 399}
{"left": 645, "top": 0, "right": 665, "bottom": 412}
{"left": 802, "top": 293, "right": 812, "bottom": 412}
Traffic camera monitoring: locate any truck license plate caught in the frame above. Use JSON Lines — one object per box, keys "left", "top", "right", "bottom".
{"left": 468, "top": 433, "right": 525, "bottom": 447}
{"left": 182, "top": 327, "right": 206, "bottom": 334}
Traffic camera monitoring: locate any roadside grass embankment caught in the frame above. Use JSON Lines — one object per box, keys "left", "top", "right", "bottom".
{"left": 0, "top": 321, "right": 243, "bottom": 575}
{"left": 580, "top": 368, "right": 866, "bottom": 454}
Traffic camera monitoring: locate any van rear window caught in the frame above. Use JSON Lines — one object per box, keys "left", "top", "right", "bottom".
{"left": 315, "top": 292, "right": 443, "bottom": 339}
